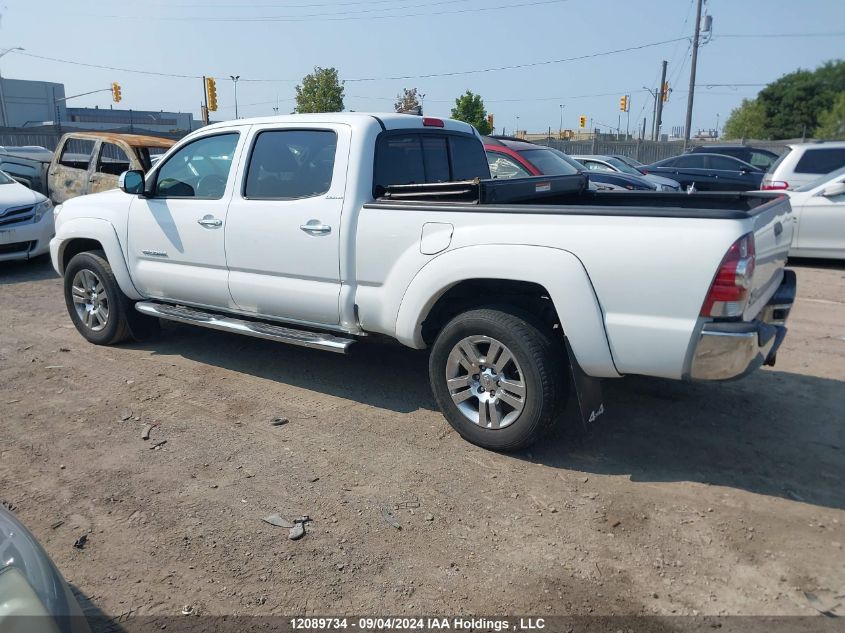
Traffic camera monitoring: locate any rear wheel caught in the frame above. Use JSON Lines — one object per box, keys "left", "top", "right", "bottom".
{"left": 429, "top": 307, "right": 568, "bottom": 451}
{"left": 64, "top": 251, "right": 132, "bottom": 345}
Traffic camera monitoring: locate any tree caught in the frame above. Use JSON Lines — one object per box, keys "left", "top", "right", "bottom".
{"left": 295, "top": 67, "right": 344, "bottom": 113}
{"left": 723, "top": 98, "right": 767, "bottom": 140}
{"left": 815, "top": 92, "right": 845, "bottom": 140}
{"left": 451, "top": 90, "right": 491, "bottom": 135}
{"left": 395, "top": 88, "right": 421, "bottom": 114}
{"left": 756, "top": 60, "right": 845, "bottom": 139}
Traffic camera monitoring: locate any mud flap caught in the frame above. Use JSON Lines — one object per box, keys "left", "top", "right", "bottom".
{"left": 565, "top": 338, "right": 605, "bottom": 429}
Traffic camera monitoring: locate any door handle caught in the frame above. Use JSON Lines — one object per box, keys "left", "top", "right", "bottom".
{"left": 300, "top": 221, "right": 331, "bottom": 234}
{"left": 197, "top": 216, "right": 223, "bottom": 228}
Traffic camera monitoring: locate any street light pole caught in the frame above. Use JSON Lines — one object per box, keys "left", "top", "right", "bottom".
{"left": 0, "top": 47, "right": 24, "bottom": 127}
{"left": 559, "top": 104, "right": 565, "bottom": 139}
{"left": 230, "top": 75, "right": 240, "bottom": 119}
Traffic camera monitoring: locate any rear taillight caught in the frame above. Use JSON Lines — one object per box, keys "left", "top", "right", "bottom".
{"left": 700, "top": 233, "right": 756, "bottom": 318}
{"left": 762, "top": 180, "right": 788, "bottom": 190}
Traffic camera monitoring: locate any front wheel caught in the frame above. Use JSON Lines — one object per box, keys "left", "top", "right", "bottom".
{"left": 429, "top": 307, "right": 568, "bottom": 451}
{"left": 63, "top": 250, "right": 132, "bottom": 345}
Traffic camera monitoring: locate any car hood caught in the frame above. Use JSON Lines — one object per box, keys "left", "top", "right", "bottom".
{"left": 0, "top": 180, "right": 46, "bottom": 211}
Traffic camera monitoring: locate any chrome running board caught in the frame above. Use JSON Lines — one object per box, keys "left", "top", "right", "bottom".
{"left": 135, "top": 302, "right": 355, "bottom": 354}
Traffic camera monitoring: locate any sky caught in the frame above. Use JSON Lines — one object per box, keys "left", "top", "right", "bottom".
{"left": 1, "top": 0, "right": 843, "bottom": 135}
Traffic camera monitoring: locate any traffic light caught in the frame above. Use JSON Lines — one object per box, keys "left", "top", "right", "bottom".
{"left": 111, "top": 82, "right": 122, "bottom": 103}
{"left": 619, "top": 95, "right": 628, "bottom": 112}
{"left": 486, "top": 113, "right": 494, "bottom": 130}
{"left": 579, "top": 115, "right": 587, "bottom": 129}
{"left": 662, "top": 82, "right": 670, "bottom": 102}
{"left": 206, "top": 77, "right": 218, "bottom": 112}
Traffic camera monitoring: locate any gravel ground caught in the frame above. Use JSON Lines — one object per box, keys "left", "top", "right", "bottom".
{"left": 1, "top": 256, "right": 843, "bottom": 624}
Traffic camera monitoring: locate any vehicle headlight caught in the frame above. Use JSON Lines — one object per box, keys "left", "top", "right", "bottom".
{"left": 33, "top": 199, "right": 53, "bottom": 222}
{"left": 0, "top": 567, "right": 58, "bottom": 632}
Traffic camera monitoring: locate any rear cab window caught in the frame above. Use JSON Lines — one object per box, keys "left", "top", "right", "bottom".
{"left": 373, "top": 132, "right": 489, "bottom": 197}
{"left": 794, "top": 147, "right": 845, "bottom": 174}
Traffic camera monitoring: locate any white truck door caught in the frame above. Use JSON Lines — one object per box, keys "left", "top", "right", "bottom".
{"left": 127, "top": 131, "right": 243, "bottom": 308}
{"left": 224, "top": 124, "right": 349, "bottom": 326}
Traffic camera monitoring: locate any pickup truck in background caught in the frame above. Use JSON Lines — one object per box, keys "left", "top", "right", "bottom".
{"left": 0, "top": 132, "right": 174, "bottom": 204}
{"left": 50, "top": 113, "right": 796, "bottom": 452}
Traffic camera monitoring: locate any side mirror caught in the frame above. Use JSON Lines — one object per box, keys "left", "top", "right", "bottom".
{"left": 820, "top": 182, "right": 845, "bottom": 197}
{"left": 119, "top": 170, "right": 146, "bottom": 195}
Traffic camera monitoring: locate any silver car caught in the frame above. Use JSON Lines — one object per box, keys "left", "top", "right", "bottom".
{"left": 572, "top": 155, "right": 681, "bottom": 191}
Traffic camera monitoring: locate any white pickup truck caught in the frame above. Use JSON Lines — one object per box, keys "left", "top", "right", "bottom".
{"left": 50, "top": 113, "right": 796, "bottom": 451}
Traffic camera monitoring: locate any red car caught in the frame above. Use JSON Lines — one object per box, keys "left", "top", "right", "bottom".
{"left": 484, "top": 136, "right": 650, "bottom": 190}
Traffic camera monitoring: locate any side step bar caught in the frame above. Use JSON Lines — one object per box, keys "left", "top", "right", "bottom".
{"left": 135, "top": 302, "right": 355, "bottom": 354}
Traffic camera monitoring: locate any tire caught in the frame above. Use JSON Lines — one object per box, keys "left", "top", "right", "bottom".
{"left": 63, "top": 250, "right": 133, "bottom": 345}
{"left": 429, "top": 307, "right": 568, "bottom": 452}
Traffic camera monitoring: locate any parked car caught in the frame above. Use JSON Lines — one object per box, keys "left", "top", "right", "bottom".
{"left": 51, "top": 113, "right": 795, "bottom": 452}
{"left": 572, "top": 154, "right": 681, "bottom": 191}
{"left": 688, "top": 144, "right": 780, "bottom": 171}
{"left": 0, "top": 506, "right": 91, "bottom": 633}
{"left": 645, "top": 153, "right": 764, "bottom": 191}
{"left": 0, "top": 169, "right": 53, "bottom": 262}
{"left": 484, "top": 137, "right": 653, "bottom": 190}
{"left": 785, "top": 165, "right": 845, "bottom": 259}
{"left": 0, "top": 132, "right": 175, "bottom": 204}
{"left": 762, "top": 141, "right": 845, "bottom": 191}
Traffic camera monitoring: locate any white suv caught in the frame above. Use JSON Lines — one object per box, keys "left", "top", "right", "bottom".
{"left": 762, "top": 141, "right": 845, "bottom": 190}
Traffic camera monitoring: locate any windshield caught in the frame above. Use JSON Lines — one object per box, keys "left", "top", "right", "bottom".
{"left": 519, "top": 148, "right": 580, "bottom": 175}
{"left": 0, "top": 170, "right": 15, "bottom": 184}
{"left": 605, "top": 157, "right": 644, "bottom": 175}
{"left": 793, "top": 165, "right": 845, "bottom": 192}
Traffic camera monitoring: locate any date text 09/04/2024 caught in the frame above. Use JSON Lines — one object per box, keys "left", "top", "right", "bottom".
{"left": 289, "top": 617, "right": 546, "bottom": 630}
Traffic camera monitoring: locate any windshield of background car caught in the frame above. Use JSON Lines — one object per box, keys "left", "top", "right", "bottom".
{"left": 518, "top": 149, "right": 579, "bottom": 176}
{"left": 793, "top": 165, "right": 845, "bottom": 192}
{"left": 605, "top": 157, "right": 643, "bottom": 175}
{"left": 0, "top": 169, "right": 15, "bottom": 184}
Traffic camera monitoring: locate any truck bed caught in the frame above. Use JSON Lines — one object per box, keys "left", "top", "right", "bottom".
{"left": 372, "top": 175, "right": 785, "bottom": 220}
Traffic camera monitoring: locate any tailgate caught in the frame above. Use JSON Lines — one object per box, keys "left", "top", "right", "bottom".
{"left": 744, "top": 194, "right": 793, "bottom": 320}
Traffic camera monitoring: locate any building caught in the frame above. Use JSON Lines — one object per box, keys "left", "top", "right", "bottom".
{"left": 64, "top": 106, "right": 194, "bottom": 134}
{"left": 0, "top": 78, "right": 67, "bottom": 127}
{"left": 0, "top": 77, "right": 194, "bottom": 134}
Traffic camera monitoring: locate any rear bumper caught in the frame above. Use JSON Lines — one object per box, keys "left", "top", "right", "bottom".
{"left": 689, "top": 269, "right": 796, "bottom": 380}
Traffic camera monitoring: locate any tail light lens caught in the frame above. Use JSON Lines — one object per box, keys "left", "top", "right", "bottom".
{"left": 762, "top": 180, "right": 789, "bottom": 190}
{"left": 700, "top": 233, "right": 756, "bottom": 318}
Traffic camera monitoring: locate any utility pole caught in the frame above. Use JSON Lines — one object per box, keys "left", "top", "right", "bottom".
{"left": 559, "top": 104, "right": 564, "bottom": 139}
{"left": 654, "top": 60, "right": 668, "bottom": 141}
{"left": 684, "top": 0, "right": 704, "bottom": 148}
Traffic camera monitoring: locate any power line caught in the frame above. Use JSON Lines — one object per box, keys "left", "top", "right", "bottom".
{"left": 18, "top": 51, "right": 202, "bottom": 79}
{"left": 95, "top": 0, "right": 568, "bottom": 22}
{"left": 246, "top": 37, "right": 688, "bottom": 82}
{"left": 716, "top": 31, "right": 845, "bottom": 38}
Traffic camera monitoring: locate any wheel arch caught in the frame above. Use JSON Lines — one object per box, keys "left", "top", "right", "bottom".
{"left": 55, "top": 218, "right": 143, "bottom": 300}
{"left": 394, "top": 244, "right": 620, "bottom": 378}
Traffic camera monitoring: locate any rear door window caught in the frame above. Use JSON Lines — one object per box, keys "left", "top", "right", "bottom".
{"left": 794, "top": 148, "right": 845, "bottom": 174}
{"left": 707, "top": 155, "right": 744, "bottom": 171}
{"left": 97, "top": 142, "right": 131, "bottom": 176}
{"left": 373, "top": 133, "right": 489, "bottom": 196}
{"left": 58, "top": 138, "right": 95, "bottom": 170}
{"left": 672, "top": 155, "right": 703, "bottom": 168}
{"left": 244, "top": 129, "right": 337, "bottom": 199}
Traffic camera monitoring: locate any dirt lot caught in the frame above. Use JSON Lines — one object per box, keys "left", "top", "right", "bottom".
{"left": 1, "top": 257, "right": 844, "bottom": 622}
